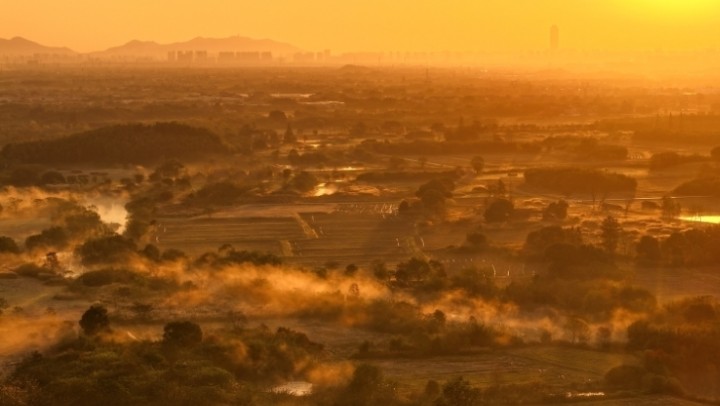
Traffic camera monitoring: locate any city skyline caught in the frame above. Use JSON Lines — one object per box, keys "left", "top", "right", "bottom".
{"left": 2, "top": 0, "right": 720, "bottom": 53}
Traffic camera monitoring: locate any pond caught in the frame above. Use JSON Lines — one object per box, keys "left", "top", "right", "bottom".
{"left": 271, "top": 381, "right": 313, "bottom": 396}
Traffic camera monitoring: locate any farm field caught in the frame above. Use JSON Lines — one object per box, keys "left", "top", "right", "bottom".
{"left": 366, "top": 347, "right": 636, "bottom": 395}
{"left": 154, "top": 216, "right": 306, "bottom": 256}
{"left": 153, "top": 205, "right": 419, "bottom": 267}
{"left": 291, "top": 212, "right": 416, "bottom": 267}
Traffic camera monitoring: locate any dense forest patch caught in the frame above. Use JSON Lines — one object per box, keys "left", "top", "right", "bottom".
{"left": 1, "top": 122, "right": 230, "bottom": 165}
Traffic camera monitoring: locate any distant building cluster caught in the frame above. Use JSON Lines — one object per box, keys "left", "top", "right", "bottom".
{"left": 293, "top": 50, "right": 331, "bottom": 63}
{"left": 168, "top": 50, "right": 273, "bottom": 63}
{"left": 165, "top": 49, "right": 335, "bottom": 64}
{"left": 217, "top": 51, "right": 273, "bottom": 62}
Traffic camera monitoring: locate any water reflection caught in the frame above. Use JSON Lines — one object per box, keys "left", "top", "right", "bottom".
{"left": 271, "top": 381, "right": 313, "bottom": 396}
{"left": 680, "top": 215, "right": 720, "bottom": 224}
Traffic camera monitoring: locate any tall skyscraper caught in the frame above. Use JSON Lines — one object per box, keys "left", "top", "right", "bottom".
{"left": 550, "top": 25, "right": 559, "bottom": 51}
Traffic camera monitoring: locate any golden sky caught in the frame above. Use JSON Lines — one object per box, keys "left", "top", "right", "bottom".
{"left": 2, "top": 0, "right": 720, "bottom": 52}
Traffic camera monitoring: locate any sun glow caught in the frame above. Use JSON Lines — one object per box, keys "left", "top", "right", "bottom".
{"left": 4, "top": 1, "right": 720, "bottom": 52}
{"left": 633, "top": 0, "right": 717, "bottom": 16}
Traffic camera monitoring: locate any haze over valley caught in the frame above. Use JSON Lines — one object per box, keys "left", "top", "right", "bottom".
{"left": 1, "top": 1, "right": 720, "bottom": 405}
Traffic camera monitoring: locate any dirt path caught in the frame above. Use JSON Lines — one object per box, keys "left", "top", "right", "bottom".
{"left": 293, "top": 212, "right": 319, "bottom": 238}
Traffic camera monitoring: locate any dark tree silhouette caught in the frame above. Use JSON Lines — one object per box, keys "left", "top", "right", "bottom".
{"left": 601, "top": 216, "right": 621, "bottom": 254}
{"left": 283, "top": 123, "right": 297, "bottom": 144}
{"left": 39, "top": 171, "right": 66, "bottom": 185}
{"left": 188, "top": 181, "right": 249, "bottom": 206}
{"left": 290, "top": 171, "right": 318, "bottom": 193}
{"left": 268, "top": 110, "right": 287, "bottom": 121}
{"left": 77, "top": 235, "right": 137, "bottom": 266}
{"left": 416, "top": 178, "right": 455, "bottom": 215}
{"left": 2, "top": 123, "right": 228, "bottom": 165}
{"left": 163, "top": 321, "right": 203, "bottom": 347}
{"left": 344, "top": 364, "right": 386, "bottom": 404}
{"left": 636, "top": 235, "right": 661, "bottom": 264}
{"left": 542, "top": 200, "right": 569, "bottom": 220}
{"left": 150, "top": 159, "right": 185, "bottom": 181}
{"left": 395, "top": 258, "right": 432, "bottom": 285}
{"left": 141, "top": 244, "right": 161, "bottom": 262}
{"left": 25, "top": 227, "right": 69, "bottom": 251}
{"left": 564, "top": 316, "right": 590, "bottom": 344}
{"left": 524, "top": 167, "right": 636, "bottom": 204}
{"left": 79, "top": 305, "right": 110, "bottom": 336}
{"left": 345, "top": 263, "right": 359, "bottom": 276}
{"left": 470, "top": 156, "right": 485, "bottom": 174}
{"left": 712, "top": 145, "right": 720, "bottom": 161}
{"left": 484, "top": 199, "right": 514, "bottom": 223}
{"left": 0, "top": 236, "right": 20, "bottom": 254}
{"left": 661, "top": 196, "right": 681, "bottom": 218}
{"left": 437, "top": 377, "right": 481, "bottom": 406}
{"left": 465, "top": 231, "right": 488, "bottom": 250}
{"left": 398, "top": 200, "right": 410, "bottom": 214}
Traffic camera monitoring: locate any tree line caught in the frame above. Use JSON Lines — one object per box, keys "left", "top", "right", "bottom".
{"left": 1, "top": 122, "right": 230, "bottom": 165}
{"left": 524, "top": 167, "right": 636, "bottom": 202}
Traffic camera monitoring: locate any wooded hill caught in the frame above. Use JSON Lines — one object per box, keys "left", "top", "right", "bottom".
{"left": 1, "top": 122, "right": 230, "bottom": 165}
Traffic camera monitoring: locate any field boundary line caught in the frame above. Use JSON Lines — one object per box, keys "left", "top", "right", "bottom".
{"left": 293, "top": 213, "right": 319, "bottom": 239}
{"left": 405, "top": 236, "right": 429, "bottom": 260}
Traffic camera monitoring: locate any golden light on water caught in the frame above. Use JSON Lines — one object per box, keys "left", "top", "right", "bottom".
{"left": 680, "top": 215, "right": 720, "bottom": 225}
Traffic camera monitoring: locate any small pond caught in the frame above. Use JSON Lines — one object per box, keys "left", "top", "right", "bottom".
{"left": 271, "top": 381, "right": 313, "bottom": 396}
{"left": 680, "top": 215, "right": 720, "bottom": 224}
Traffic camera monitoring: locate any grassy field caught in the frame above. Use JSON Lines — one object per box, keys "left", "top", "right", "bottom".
{"left": 583, "top": 395, "right": 707, "bottom": 405}
{"left": 364, "top": 346, "right": 636, "bottom": 395}
{"left": 632, "top": 266, "right": 720, "bottom": 302}
{"left": 230, "top": 317, "right": 645, "bottom": 398}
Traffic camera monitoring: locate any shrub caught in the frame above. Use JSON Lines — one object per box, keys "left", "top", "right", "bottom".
{"left": 25, "top": 227, "right": 69, "bottom": 251}
{"left": 79, "top": 305, "right": 110, "bottom": 336}
{"left": 484, "top": 199, "right": 513, "bottom": 223}
{"left": 0, "top": 236, "right": 20, "bottom": 254}
{"left": 163, "top": 321, "right": 203, "bottom": 347}
{"left": 77, "top": 235, "right": 137, "bottom": 266}
{"left": 604, "top": 364, "right": 645, "bottom": 389}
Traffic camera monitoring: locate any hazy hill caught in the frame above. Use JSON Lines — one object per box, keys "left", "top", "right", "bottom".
{"left": 0, "top": 37, "right": 75, "bottom": 56}
{"left": 1, "top": 122, "right": 230, "bottom": 165}
{"left": 94, "top": 35, "right": 300, "bottom": 58}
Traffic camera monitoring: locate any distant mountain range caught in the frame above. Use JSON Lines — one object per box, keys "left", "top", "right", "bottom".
{"left": 0, "top": 37, "right": 76, "bottom": 56}
{"left": 0, "top": 36, "right": 300, "bottom": 58}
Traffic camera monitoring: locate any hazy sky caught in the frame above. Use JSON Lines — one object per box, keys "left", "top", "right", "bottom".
{"left": 2, "top": 0, "right": 720, "bottom": 53}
